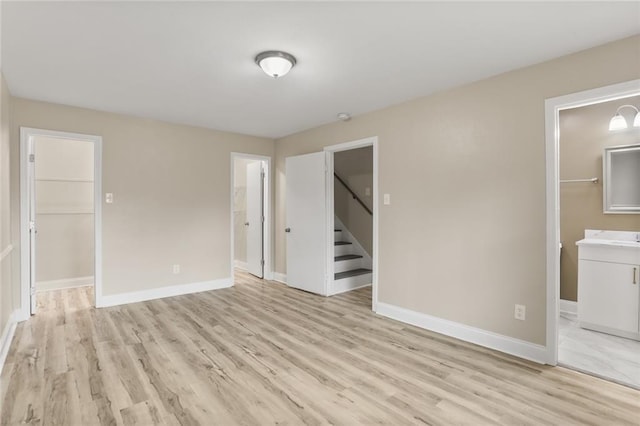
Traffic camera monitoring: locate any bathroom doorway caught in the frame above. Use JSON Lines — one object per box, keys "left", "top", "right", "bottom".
{"left": 545, "top": 80, "right": 640, "bottom": 389}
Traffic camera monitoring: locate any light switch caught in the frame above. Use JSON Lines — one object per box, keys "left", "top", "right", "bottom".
{"left": 365, "top": 187, "right": 371, "bottom": 196}
{"left": 105, "top": 193, "right": 114, "bottom": 204}
{"left": 383, "top": 193, "right": 391, "bottom": 205}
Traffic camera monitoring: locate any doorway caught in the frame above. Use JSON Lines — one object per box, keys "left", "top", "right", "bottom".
{"left": 545, "top": 80, "right": 640, "bottom": 387}
{"left": 19, "top": 128, "right": 102, "bottom": 317}
{"left": 328, "top": 145, "right": 374, "bottom": 296}
{"left": 231, "top": 153, "right": 271, "bottom": 281}
{"left": 284, "top": 137, "right": 378, "bottom": 308}
{"left": 326, "top": 137, "right": 378, "bottom": 309}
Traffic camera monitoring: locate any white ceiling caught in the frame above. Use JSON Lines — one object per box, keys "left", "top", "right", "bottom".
{"left": 2, "top": 2, "right": 639, "bottom": 138}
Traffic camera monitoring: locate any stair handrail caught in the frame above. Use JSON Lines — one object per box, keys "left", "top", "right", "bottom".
{"left": 334, "top": 173, "right": 373, "bottom": 216}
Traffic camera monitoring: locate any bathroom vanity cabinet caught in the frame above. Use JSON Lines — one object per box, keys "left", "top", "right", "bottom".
{"left": 577, "top": 231, "right": 640, "bottom": 341}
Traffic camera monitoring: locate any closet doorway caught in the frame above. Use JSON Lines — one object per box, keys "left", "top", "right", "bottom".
{"left": 231, "top": 153, "right": 271, "bottom": 281}
{"left": 20, "top": 128, "right": 102, "bottom": 316}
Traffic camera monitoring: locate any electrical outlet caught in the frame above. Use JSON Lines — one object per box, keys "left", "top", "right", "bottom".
{"left": 172, "top": 264, "right": 180, "bottom": 274}
{"left": 514, "top": 304, "right": 526, "bottom": 321}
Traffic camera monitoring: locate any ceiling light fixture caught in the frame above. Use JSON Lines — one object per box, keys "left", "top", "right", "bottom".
{"left": 608, "top": 104, "right": 640, "bottom": 131}
{"left": 255, "top": 51, "right": 296, "bottom": 78}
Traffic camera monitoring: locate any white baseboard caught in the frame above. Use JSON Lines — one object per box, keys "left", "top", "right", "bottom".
{"left": 330, "top": 282, "right": 371, "bottom": 296}
{"left": 272, "top": 272, "right": 287, "bottom": 284}
{"left": 0, "top": 310, "right": 20, "bottom": 376}
{"left": 37, "top": 276, "right": 94, "bottom": 292}
{"left": 235, "top": 262, "right": 273, "bottom": 280}
{"left": 234, "top": 260, "right": 248, "bottom": 271}
{"left": 97, "top": 277, "right": 232, "bottom": 308}
{"left": 376, "top": 302, "right": 548, "bottom": 364}
{"left": 559, "top": 299, "right": 577, "bottom": 315}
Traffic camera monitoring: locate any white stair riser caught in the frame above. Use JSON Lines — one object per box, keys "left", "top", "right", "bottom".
{"left": 334, "top": 244, "right": 353, "bottom": 256}
{"left": 331, "top": 273, "right": 372, "bottom": 295}
{"left": 334, "top": 230, "right": 342, "bottom": 241}
{"left": 334, "top": 258, "right": 362, "bottom": 273}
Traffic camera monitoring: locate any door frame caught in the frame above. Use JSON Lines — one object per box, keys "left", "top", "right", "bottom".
{"left": 230, "top": 153, "right": 272, "bottom": 282}
{"left": 324, "top": 136, "right": 379, "bottom": 311}
{"left": 544, "top": 79, "right": 640, "bottom": 364}
{"left": 19, "top": 127, "right": 103, "bottom": 319}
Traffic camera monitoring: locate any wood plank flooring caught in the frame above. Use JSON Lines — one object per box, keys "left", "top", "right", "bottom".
{"left": 1, "top": 271, "right": 639, "bottom": 425}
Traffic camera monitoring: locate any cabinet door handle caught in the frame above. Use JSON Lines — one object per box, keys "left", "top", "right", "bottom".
{"left": 634, "top": 267, "right": 638, "bottom": 285}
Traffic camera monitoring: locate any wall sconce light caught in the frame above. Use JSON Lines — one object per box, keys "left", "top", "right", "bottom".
{"left": 255, "top": 51, "right": 297, "bottom": 78}
{"left": 608, "top": 105, "right": 640, "bottom": 131}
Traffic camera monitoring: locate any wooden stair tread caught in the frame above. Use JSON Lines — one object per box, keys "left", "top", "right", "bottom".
{"left": 334, "top": 268, "right": 372, "bottom": 280}
{"left": 334, "top": 241, "right": 352, "bottom": 246}
{"left": 335, "top": 254, "right": 363, "bottom": 261}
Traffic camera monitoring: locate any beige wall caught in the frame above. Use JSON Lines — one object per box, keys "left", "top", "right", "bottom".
{"left": 559, "top": 97, "right": 640, "bottom": 301}
{"left": 275, "top": 35, "right": 640, "bottom": 345}
{"left": 34, "top": 136, "right": 95, "bottom": 283}
{"left": 10, "top": 99, "right": 274, "bottom": 297}
{"left": 1, "top": 71, "right": 14, "bottom": 336}
{"left": 233, "top": 158, "right": 260, "bottom": 264}
{"left": 334, "top": 146, "right": 373, "bottom": 254}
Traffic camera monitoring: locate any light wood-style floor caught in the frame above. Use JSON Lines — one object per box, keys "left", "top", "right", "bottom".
{"left": 2, "top": 271, "right": 639, "bottom": 425}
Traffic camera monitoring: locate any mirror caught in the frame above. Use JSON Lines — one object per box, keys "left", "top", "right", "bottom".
{"left": 603, "top": 144, "right": 640, "bottom": 213}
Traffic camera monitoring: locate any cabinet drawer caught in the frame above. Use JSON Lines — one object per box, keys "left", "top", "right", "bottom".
{"left": 578, "top": 244, "right": 640, "bottom": 264}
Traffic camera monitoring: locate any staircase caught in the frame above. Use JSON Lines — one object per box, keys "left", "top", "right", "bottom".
{"left": 331, "top": 217, "right": 372, "bottom": 295}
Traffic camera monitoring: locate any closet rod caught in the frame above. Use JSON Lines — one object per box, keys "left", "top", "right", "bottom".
{"left": 559, "top": 177, "right": 598, "bottom": 184}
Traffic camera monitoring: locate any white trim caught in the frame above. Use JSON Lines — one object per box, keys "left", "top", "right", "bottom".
{"left": 330, "top": 281, "right": 371, "bottom": 296}
{"left": 0, "top": 244, "right": 12, "bottom": 262}
{"left": 272, "top": 272, "right": 287, "bottom": 284}
{"left": 36, "top": 276, "right": 94, "bottom": 292}
{"left": 544, "top": 79, "right": 640, "bottom": 366}
{"left": 559, "top": 299, "right": 577, "bottom": 316}
{"left": 97, "top": 277, "right": 232, "bottom": 308}
{"left": 20, "top": 127, "right": 103, "bottom": 320}
{"left": 377, "top": 302, "right": 547, "bottom": 364}
{"left": 0, "top": 310, "right": 20, "bottom": 376}
{"left": 230, "top": 153, "right": 273, "bottom": 283}
{"left": 324, "top": 136, "right": 379, "bottom": 311}
{"left": 234, "top": 260, "right": 248, "bottom": 271}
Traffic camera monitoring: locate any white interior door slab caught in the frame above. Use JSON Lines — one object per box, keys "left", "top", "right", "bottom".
{"left": 286, "top": 152, "right": 327, "bottom": 295}
{"left": 246, "top": 161, "right": 264, "bottom": 278}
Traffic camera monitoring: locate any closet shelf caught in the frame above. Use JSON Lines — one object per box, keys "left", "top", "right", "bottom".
{"left": 36, "top": 210, "right": 94, "bottom": 215}
{"left": 36, "top": 178, "right": 94, "bottom": 183}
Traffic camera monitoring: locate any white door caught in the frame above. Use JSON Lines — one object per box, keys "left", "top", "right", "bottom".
{"left": 286, "top": 152, "right": 327, "bottom": 295}
{"left": 246, "top": 161, "right": 264, "bottom": 278}
{"left": 28, "top": 138, "right": 37, "bottom": 314}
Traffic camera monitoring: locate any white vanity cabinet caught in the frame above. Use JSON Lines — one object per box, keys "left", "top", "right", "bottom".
{"left": 577, "top": 233, "right": 640, "bottom": 341}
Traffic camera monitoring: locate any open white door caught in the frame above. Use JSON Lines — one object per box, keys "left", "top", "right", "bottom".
{"left": 286, "top": 152, "right": 327, "bottom": 295}
{"left": 27, "top": 138, "right": 37, "bottom": 314}
{"left": 246, "top": 161, "right": 264, "bottom": 278}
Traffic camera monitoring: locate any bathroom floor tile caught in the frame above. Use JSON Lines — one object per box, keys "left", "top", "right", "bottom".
{"left": 559, "top": 313, "right": 640, "bottom": 389}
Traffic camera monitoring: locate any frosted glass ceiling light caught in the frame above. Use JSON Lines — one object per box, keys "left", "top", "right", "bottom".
{"left": 608, "top": 104, "right": 640, "bottom": 131}
{"left": 255, "top": 51, "right": 296, "bottom": 78}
